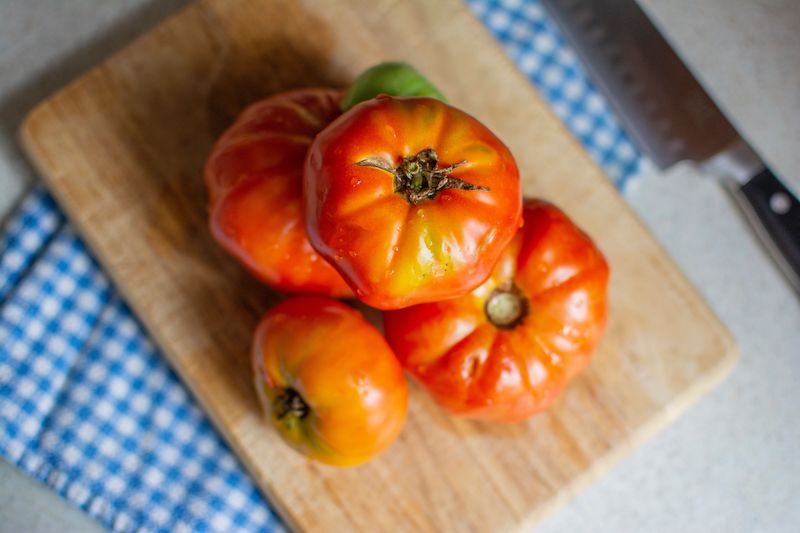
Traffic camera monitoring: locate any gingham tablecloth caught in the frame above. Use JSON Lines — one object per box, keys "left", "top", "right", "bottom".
{"left": 0, "top": 1, "right": 642, "bottom": 531}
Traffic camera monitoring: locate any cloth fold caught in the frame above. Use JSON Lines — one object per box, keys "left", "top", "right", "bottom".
{"left": 0, "top": 1, "right": 641, "bottom": 532}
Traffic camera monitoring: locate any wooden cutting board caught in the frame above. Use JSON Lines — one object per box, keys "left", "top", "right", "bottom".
{"left": 19, "top": 0, "right": 736, "bottom": 531}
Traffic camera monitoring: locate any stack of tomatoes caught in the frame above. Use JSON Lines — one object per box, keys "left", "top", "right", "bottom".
{"left": 205, "top": 63, "right": 610, "bottom": 466}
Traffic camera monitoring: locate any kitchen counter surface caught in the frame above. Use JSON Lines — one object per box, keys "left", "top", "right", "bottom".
{"left": 1, "top": 1, "right": 798, "bottom": 532}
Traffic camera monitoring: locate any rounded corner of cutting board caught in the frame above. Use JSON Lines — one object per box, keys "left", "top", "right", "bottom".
{"left": 19, "top": 102, "right": 51, "bottom": 160}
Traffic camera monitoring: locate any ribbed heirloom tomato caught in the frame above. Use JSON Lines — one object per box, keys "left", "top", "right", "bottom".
{"left": 304, "top": 96, "right": 522, "bottom": 309}
{"left": 253, "top": 297, "right": 408, "bottom": 466}
{"left": 384, "top": 200, "right": 610, "bottom": 422}
{"left": 205, "top": 89, "right": 352, "bottom": 297}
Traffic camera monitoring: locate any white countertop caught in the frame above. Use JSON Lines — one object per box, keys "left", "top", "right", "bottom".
{"left": 1, "top": 1, "right": 798, "bottom": 531}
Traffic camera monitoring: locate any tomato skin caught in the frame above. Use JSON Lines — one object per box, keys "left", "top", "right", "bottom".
{"left": 253, "top": 297, "right": 408, "bottom": 466}
{"left": 383, "top": 200, "right": 609, "bottom": 422}
{"left": 205, "top": 89, "right": 352, "bottom": 297}
{"left": 304, "top": 96, "right": 522, "bottom": 309}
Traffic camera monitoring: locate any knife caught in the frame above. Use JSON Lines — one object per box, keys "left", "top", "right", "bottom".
{"left": 541, "top": 0, "right": 800, "bottom": 293}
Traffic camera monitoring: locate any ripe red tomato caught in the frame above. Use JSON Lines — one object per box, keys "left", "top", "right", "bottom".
{"left": 205, "top": 89, "right": 352, "bottom": 297}
{"left": 253, "top": 297, "right": 408, "bottom": 466}
{"left": 384, "top": 200, "right": 609, "bottom": 422}
{"left": 304, "top": 96, "right": 522, "bottom": 309}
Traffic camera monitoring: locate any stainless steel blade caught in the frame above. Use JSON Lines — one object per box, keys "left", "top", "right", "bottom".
{"left": 540, "top": 0, "right": 740, "bottom": 169}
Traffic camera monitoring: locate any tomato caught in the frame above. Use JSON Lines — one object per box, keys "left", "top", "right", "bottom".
{"left": 304, "top": 95, "right": 522, "bottom": 309}
{"left": 205, "top": 89, "right": 352, "bottom": 297}
{"left": 252, "top": 297, "right": 408, "bottom": 466}
{"left": 383, "top": 200, "right": 609, "bottom": 422}
{"left": 340, "top": 62, "right": 446, "bottom": 111}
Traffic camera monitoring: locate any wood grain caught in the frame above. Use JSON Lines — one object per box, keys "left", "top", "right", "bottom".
{"left": 19, "top": 0, "right": 736, "bottom": 531}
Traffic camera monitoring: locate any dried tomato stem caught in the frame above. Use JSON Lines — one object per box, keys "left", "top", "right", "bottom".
{"left": 274, "top": 388, "right": 310, "bottom": 420}
{"left": 357, "top": 148, "right": 488, "bottom": 205}
{"left": 485, "top": 284, "right": 529, "bottom": 329}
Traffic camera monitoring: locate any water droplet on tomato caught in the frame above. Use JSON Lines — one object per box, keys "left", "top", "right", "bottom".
{"left": 350, "top": 177, "right": 362, "bottom": 187}
{"left": 392, "top": 245, "right": 400, "bottom": 252}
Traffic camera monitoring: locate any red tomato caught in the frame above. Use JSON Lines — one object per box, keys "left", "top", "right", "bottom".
{"left": 205, "top": 89, "right": 352, "bottom": 297}
{"left": 384, "top": 200, "right": 609, "bottom": 422}
{"left": 304, "top": 96, "right": 522, "bottom": 309}
{"left": 253, "top": 297, "right": 408, "bottom": 466}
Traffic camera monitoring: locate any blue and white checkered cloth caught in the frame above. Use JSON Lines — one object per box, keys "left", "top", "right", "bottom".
{"left": 468, "top": 0, "right": 642, "bottom": 188}
{"left": 0, "top": 190, "right": 280, "bottom": 532}
{"left": 0, "top": 2, "right": 642, "bottom": 532}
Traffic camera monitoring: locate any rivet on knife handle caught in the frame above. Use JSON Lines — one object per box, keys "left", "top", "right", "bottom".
{"left": 728, "top": 169, "right": 800, "bottom": 292}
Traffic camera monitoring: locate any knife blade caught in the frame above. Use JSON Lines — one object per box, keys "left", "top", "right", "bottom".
{"left": 541, "top": 0, "right": 800, "bottom": 293}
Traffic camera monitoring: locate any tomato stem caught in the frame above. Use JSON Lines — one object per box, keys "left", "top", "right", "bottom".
{"left": 274, "top": 388, "right": 310, "bottom": 420}
{"left": 356, "top": 148, "right": 488, "bottom": 205}
{"left": 485, "top": 284, "right": 529, "bottom": 329}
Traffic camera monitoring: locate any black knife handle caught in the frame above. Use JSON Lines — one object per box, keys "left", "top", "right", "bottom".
{"left": 734, "top": 168, "right": 800, "bottom": 292}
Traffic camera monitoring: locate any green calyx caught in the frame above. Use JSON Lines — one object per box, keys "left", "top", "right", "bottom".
{"left": 341, "top": 62, "right": 447, "bottom": 111}
{"left": 357, "top": 148, "right": 488, "bottom": 205}
{"left": 274, "top": 388, "right": 310, "bottom": 421}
